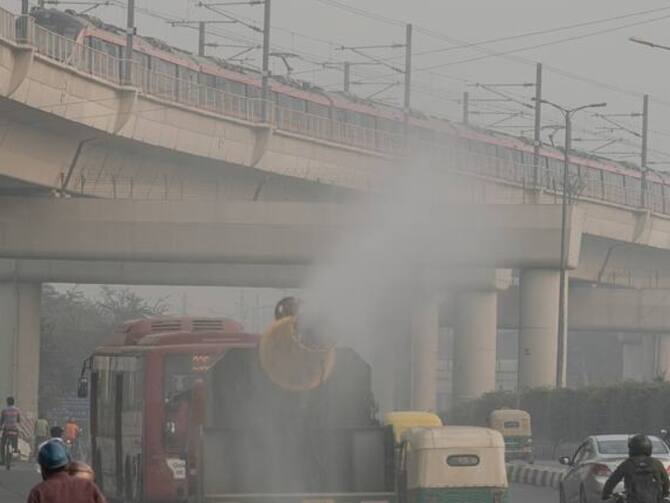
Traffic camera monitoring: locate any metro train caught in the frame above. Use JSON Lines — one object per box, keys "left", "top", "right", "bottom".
{"left": 29, "top": 7, "right": 667, "bottom": 212}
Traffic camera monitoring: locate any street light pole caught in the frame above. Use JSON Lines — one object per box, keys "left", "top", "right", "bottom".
{"left": 535, "top": 98, "right": 606, "bottom": 387}
{"left": 198, "top": 21, "right": 206, "bottom": 56}
{"left": 533, "top": 63, "right": 542, "bottom": 189}
{"left": 344, "top": 61, "right": 351, "bottom": 93}
{"left": 641, "top": 94, "right": 649, "bottom": 208}
{"left": 124, "top": 0, "right": 135, "bottom": 85}
{"left": 261, "top": 0, "right": 271, "bottom": 122}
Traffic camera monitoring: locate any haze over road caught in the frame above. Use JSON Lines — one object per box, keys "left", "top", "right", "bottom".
{"left": 0, "top": 463, "right": 557, "bottom": 503}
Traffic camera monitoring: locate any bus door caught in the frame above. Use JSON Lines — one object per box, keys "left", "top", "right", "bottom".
{"left": 92, "top": 356, "right": 143, "bottom": 503}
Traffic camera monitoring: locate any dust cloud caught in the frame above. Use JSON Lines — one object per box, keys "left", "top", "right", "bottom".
{"left": 298, "top": 158, "right": 496, "bottom": 413}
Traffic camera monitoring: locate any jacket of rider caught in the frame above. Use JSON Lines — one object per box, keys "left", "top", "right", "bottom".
{"left": 601, "top": 455, "right": 670, "bottom": 501}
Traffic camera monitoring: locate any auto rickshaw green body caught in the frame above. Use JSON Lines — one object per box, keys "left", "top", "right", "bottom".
{"left": 400, "top": 426, "right": 509, "bottom": 503}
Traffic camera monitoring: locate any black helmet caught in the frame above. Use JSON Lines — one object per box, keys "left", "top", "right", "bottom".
{"left": 629, "top": 434, "right": 652, "bottom": 456}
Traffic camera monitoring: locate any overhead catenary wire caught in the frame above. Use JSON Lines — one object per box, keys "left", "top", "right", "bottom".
{"left": 307, "top": 0, "right": 669, "bottom": 103}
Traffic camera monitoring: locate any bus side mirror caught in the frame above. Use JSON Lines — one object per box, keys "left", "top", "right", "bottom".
{"left": 77, "top": 376, "right": 89, "bottom": 398}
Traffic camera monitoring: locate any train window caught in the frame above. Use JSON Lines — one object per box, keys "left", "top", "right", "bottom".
{"left": 547, "top": 157, "right": 563, "bottom": 183}
{"left": 579, "top": 165, "right": 602, "bottom": 198}
{"left": 178, "top": 66, "right": 198, "bottom": 83}
{"left": 603, "top": 171, "right": 625, "bottom": 203}
{"left": 346, "top": 111, "right": 375, "bottom": 129}
{"left": 332, "top": 108, "right": 347, "bottom": 122}
{"left": 88, "top": 37, "right": 120, "bottom": 58}
{"left": 277, "top": 93, "right": 306, "bottom": 111}
{"left": 87, "top": 37, "right": 121, "bottom": 81}
{"left": 306, "top": 101, "right": 330, "bottom": 118}
{"left": 177, "top": 66, "right": 199, "bottom": 104}
{"left": 648, "top": 180, "right": 664, "bottom": 211}
{"left": 376, "top": 118, "right": 401, "bottom": 133}
{"left": 246, "top": 85, "right": 261, "bottom": 99}
{"left": 625, "top": 175, "right": 642, "bottom": 206}
{"left": 228, "top": 80, "right": 246, "bottom": 97}
{"left": 133, "top": 50, "right": 150, "bottom": 68}
{"left": 214, "top": 76, "right": 229, "bottom": 90}
{"left": 151, "top": 57, "right": 177, "bottom": 77}
{"left": 413, "top": 127, "right": 434, "bottom": 143}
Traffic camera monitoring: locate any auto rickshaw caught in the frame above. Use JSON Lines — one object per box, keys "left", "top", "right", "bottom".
{"left": 398, "top": 426, "right": 509, "bottom": 503}
{"left": 489, "top": 408, "right": 534, "bottom": 463}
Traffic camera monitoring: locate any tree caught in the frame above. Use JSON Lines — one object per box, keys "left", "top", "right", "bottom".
{"left": 39, "top": 285, "right": 168, "bottom": 418}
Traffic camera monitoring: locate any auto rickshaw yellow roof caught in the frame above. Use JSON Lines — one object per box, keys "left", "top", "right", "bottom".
{"left": 402, "top": 426, "right": 505, "bottom": 450}
{"left": 384, "top": 411, "right": 443, "bottom": 443}
{"left": 489, "top": 408, "right": 530, "bottom": 419}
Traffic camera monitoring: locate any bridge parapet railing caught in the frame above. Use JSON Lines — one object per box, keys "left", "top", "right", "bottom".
{"left": 33, "top": 24, "right": 121, "bottom": 84}
{"left": 0, "top": 6, "right": 16, "bottom": 42}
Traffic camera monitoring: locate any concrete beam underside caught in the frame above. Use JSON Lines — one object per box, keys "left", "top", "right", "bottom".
{"left": 0, "top": 198, "right": 583, "bottom": 270}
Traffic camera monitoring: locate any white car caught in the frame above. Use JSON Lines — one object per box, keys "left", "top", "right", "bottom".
{"left": 559, "top": 434, "right": 670, "bottom": 503}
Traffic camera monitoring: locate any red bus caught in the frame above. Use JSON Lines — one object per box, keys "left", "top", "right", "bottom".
{"left": 82, "top": 317, "right": 258, "bottom": 503}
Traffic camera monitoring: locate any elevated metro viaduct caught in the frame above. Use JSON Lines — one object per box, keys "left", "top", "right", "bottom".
{"left": 3, "top": 12, "right": 670, "bottom": 414}
{"left": 2, "top": 197, "right": 670, "bottom": 415}
{"left": 0, "top": 197, "right": 583, "bottom": 415}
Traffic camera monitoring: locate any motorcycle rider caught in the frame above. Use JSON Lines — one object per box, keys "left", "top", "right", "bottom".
{"left": 28, "top": 439, "right": 106, "bottom": 503}
{"left": 0, "top": 396, "right": 21, "bottom": 465}
{"left": 602, "top": 434, "right": 670, "bottom": 502}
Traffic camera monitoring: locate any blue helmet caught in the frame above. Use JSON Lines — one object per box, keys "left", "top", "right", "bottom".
{"left": 38, "top": 439, "right": 70, "bottom": 470}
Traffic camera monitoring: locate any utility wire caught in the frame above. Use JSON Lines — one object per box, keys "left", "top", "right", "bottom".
{"left": 419, "top": 13, "right": 670, "bottom": 70}
{"left": 375, "top": 6, "right": 670, "bottom": 63}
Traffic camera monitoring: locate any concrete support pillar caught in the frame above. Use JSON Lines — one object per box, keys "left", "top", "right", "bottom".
{"left": 452, "top": 291, "right": 497, "bottom": 404}
{"left": 518, "top": 269, "right": 560, "bottom": 389}
{"left": 0, "top": 282, "right": 41, "bottom": 417}
{"left": 622, "top": 342, "right": 644, "bottom": 381}
{"left": 410, "top": 296, "right": 439, "bottom": 411}
{"left": 657, "top": 335, "right": 670, "bottom": 381}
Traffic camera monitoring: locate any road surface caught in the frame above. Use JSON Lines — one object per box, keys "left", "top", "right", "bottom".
{"left": 0, "top": 461, "right": 40, "bottom": 503}
{"left": 0, "top": 462, "right": 558, "bottom": 503}
{"left": 510, "top": 483, "right": 558, "bottom": 502}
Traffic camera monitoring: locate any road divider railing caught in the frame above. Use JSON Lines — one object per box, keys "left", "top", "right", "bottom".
{"left": 506, "top": 463, "right": 565, "bottom": 489}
